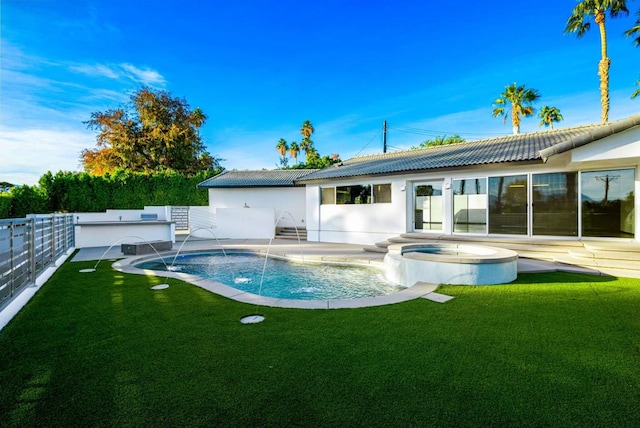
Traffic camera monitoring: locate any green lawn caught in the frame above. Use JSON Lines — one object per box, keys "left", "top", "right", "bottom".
{"left": 1, "top": 259, "right": 639, "bottom": 427}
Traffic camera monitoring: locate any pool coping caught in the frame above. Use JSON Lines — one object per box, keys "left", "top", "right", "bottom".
{"left": 391, "top": 243, "right": 519, "bottom": 264}
{"left": 111, "top": 247, "right": 440, "bottom": 309}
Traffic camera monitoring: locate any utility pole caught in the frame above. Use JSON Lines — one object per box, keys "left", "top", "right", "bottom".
{"left": 383, "top": 120, "right": 387, "bottom": 153}
{"left": 595, "top": 174, "right": 619, "bottom": 202}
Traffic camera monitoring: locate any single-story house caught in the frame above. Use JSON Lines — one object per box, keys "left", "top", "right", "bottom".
{"left": 199, "top": 114, "right": 640, "bottom": 244}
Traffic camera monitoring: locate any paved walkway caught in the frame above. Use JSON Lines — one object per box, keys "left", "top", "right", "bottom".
{"left": 72, "top": 238, "right": 602, "bottom": 309}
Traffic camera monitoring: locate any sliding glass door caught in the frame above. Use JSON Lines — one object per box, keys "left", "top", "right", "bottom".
{"left": 414, "top": 181, "right": 443, "bottom": 231}
{"left": 488, "top": 175, "right": 528, "bottom": 235}
{"left": 410, "top": 169, "right": 634, "bottom": 238}
{"left": 453, "top": 178, "right": 487, "bottom": 233}
{"left": 581, "top": 169, "right": 635, "bottom": 238}
{"left": 532, "top": 172, "right": 578, "bottom": 236}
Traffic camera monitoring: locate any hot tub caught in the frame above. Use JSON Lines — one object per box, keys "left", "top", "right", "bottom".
{"left": 384, "top": 243, "right": 518, "bottom": 286}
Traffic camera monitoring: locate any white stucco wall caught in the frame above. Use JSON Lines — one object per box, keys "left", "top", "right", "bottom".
{"left": 215, "top": 208, "right": 275, "bottom": 239}
{"left": 200, "top": 187, "right": 307, "bottom": 239}
{"left": 208, "top": 187, "right": 306, "bottom": 228}
{"left": 74, "top": 222, "right": 175, "bottom": 248}
{"left": 570, "top": 127, "right": 640, "bottom": 167}
{"left": 74, "top": 206, "right": 170, "bottom": 223}
{"left": 306, "top": 177, "right": 409, "bottom": 245}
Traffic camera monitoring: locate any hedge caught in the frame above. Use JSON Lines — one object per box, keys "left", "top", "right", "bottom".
{"left": 1, "top": 169, "right": 220, "bottom": 219}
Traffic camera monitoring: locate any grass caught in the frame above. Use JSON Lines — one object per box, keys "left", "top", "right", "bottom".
{"left": 1, "top": 259, "right": 639, "bottom": 427}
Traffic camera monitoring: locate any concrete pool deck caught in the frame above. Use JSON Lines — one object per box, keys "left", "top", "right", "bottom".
{"left": 71, "top": 238, "right": 602, "bottom": 309}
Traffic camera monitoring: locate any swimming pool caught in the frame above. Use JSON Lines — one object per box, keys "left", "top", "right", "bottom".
{"left": 135, "top": 251, "right": 403, "bottom": 300}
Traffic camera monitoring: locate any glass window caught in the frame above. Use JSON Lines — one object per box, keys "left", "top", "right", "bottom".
{"left": 336, "top": 185, "right": 372, "bottom": 204}
{"left": 532, "top": 172, "right": 578, "bottom": 236}
{"left": 321, "top": 187, "right": 335, "bottom": 205}
{"left": 453, "top": 178, "right": 487, "bottom": 234}
{"left": 414, "top": 181, "right": 443, "bottom": 230}
{"left": 373, "top": 184, "right": 392, "bottom": 203}
{"left": 581, "top": 169, "right": 635, "bottom": 238}
{"left": 488, "top": 175, "right": 528, "bottom": 235}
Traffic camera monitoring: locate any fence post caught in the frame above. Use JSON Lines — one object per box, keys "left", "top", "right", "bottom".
{"left": 50, "top": 216, "right": 55, "bottom": 262}
{"left": 9, "top": 222, "right": 14, "bottom": 298}
{"left": 62, "top": 215, "right": 67, "bottom": 255}
{"left": 29, "top": 218, "right": 36, "bottom": 286}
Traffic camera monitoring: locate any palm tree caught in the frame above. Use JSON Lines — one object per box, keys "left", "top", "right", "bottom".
{"left": 625, "top": 9, "right": 640, "bottom": 46}
{"left": 190, "top": 107, "right": 207, "bottom": 138}
{"left": 632, "top": 79, "right": 640, "bottom": 99}
{"left": 492, "top": 83, "right": 541, "bottom": 135}
{"left": 300, "top": 138, "right": 315, "bottom": 159}
{"left": 300, "top": 120, "right": 314, "bottom": 139}
{"left": 276, "top": 138, "right": 288, "bottom": 166}
{"left": 289, "top": 141, "right": 300, "bottom": 165}
{"left": 565, "top": 1, "right": 630, "bottom": 123}
{"left": 538, "top": 106, "right": 564, "bottom": 130}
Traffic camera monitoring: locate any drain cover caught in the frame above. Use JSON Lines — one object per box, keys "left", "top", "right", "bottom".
{"left": 151, "top": 284, "right": 170, "bottom": 290}
{"left": 240, "top": 315, "right": 265, "bottom": 324}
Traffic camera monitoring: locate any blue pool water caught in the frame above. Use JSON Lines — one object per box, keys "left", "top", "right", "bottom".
{"left": 135, "top": 251, "right": 403, "bottom": 300}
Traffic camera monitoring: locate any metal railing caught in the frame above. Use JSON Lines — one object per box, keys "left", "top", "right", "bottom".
{"left": 0, "top": 214, "right": 74, "bottom": 310}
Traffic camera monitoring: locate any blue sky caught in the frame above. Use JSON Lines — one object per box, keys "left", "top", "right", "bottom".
{"left": 1, "top": 0, "right": 638, "bottom": 185}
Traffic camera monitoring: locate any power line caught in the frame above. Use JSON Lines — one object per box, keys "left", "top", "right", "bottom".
{"left": 352, "top": 120, "right": 512, "bottom": 158}
{"left": 352, "top": 128, "right": 382, "bottom": 158}
{"left": 387, "top": 123, "right": 511, "bottom": 138}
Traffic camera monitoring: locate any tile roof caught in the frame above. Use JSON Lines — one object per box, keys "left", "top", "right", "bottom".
{"left": 197, "top": 169, "right": 319, "bottom": 188}
{"left": 297, "top": 114, "right": 640, "bottom": 183}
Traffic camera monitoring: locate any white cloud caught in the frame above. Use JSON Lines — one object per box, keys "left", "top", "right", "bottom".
{"left": 0, "top": 127, "right": 94, "bottom": 185}
{"left": 121, "top": 63, "right": 166, "bottom": 87}
{"left": 0, "top": 44, "right": 171, "bottom": 184}
{"left": 67, "top": 62, "right": 166, "bottom": 87}
{"left": 68, "top": 63, "right": 121, "bottom": 79}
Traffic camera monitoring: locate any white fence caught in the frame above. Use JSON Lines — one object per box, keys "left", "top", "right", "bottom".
{"left": 0, "top": 214, "right": 74, "bottom": 310}
{"left": 188, "top": 206, "right": 217, "bottom": 234}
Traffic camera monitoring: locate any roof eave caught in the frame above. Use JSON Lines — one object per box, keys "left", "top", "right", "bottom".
{"left": 295, "top": 160, "right": 544, "bottom": 183}
{"left": 539, "top": 114, "right": 640, "bottom": 162}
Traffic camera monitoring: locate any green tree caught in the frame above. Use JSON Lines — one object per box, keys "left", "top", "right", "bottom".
{"left": 412, "top": 134, "right": 465, "bottom": 149}
{"left": 289, "top": 141, "right": 300, "bottom": 165}
{"left": 276, "top": 138, "right": 289, "bottom": 169}
{"left": 492, "top": 83, "right": 541, "bottom": 134}
{"left": 292, "top": 152, "right": 341, "bottom": 169}
{"left": 565, "top": 0, "right": 631, "bottom": 123}
{"left": 0, "top": 194, "right": 11, "bottom": 218}
{"left": 0, "top": 181, "right": 15, "bottom": 193}
{"left": 625, "top": 9, "right": 640, "bottom": 45}
{"left": 82, "top": 87, "right": 218, "bottom": 176}
{"left": 7, "top": 185, "right": 48, "bottom": 218}
{"left": 632, "top": 79, "right": 640, "bottom": 99}
{"left": 300, "top": 138, "right": 315, "bottom": 160}
{"left": 538, "top": 106, "right": 564, "bottom": 129}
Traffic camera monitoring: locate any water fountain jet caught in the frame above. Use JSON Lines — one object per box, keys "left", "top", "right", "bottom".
{"left": 80, "top": 235, "right": 173, "bottom": 273}
{"left": 241, "top": 211, "right": 306, "bottom": 324}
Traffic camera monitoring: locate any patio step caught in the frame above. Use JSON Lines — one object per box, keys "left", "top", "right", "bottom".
{"left": 568, "top": 248, "right": 640, "bottom": 262}
{"left": 362, "top": 244, "right": 389, "bottom": 253}
{"left": 276, "top": 227, "right": 307, "bottom": 240}
{"left": 363, "top": 233, "right": 640, "bottom": 277}
{"left": 554, "top": 241, "right": 640, "bottom": 277}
